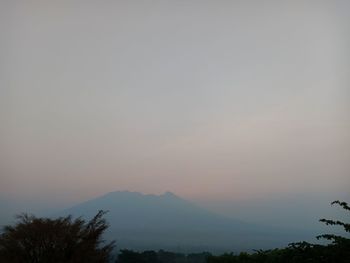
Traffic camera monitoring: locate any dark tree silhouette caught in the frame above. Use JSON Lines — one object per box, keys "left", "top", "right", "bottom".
{"left": 207, "top": 200, "right": 350, "bottom": 263}
{"left": 116, "top": 249, "right": 210, "bottom": 263}
{"left": 317, "top": 200, "right": 350, "bottom": 243}
{"left": 0, "top": 210, "right": 115, "bottom": 263}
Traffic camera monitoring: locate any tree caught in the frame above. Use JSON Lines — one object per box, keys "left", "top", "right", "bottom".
{"left": 316, "top": 200, "right": 350, "bottom": 262}
{"left": 0, "top": 210, "right": 115, "bottom": 263}
{"left": 207, "top": 200, "right": 350, "bottom": 263}
{"left": 117, "top": 250, "right": 160, "bottom": 263}
{"left": 317, "top": 200, "right": 350, "bottom": 243}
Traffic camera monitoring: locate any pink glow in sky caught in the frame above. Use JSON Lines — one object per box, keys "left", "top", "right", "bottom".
{"left": 1, "top": 0, "right": 349, "bottom": 205}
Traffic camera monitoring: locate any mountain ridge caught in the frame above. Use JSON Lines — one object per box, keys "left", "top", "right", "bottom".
{"left": 58, "top": 190, "right": 314, "bottom": 252}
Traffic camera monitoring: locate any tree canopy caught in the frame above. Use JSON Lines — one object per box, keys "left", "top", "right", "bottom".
{"left": 207, "top": 200, "right": 350, "bottom": 263}
{"left": 1, "top": 200, "right": 348, "bottom": 263}
{"left": 0, "top": 210, "right": 115, "bottom": 263}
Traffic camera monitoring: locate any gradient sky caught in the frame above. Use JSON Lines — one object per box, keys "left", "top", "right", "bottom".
{"left": 1, "top": 0, "right": 349, "bottom": 206}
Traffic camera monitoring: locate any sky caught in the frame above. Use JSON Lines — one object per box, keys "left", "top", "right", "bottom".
{"left": 1, "top": 1, "right": 349, "bottom": 210}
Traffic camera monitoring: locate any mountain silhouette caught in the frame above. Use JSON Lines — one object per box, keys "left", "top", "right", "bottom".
{"left": 59, "top": 191, "right": 313, "bottom": 252}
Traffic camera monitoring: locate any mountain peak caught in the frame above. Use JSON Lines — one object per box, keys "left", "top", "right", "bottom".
{"left": 59, "top": 189, "right": 299, "bottom": 252}
{"left": 104, "top": 190, "right": 180, "bottom": 200}
{"left": 162, "top": 191, "right": 177, "bottom": 198}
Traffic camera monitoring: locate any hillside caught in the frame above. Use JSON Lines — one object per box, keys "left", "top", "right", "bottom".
{"left": 60, "top": 191, "right": 314, "bottom": 252}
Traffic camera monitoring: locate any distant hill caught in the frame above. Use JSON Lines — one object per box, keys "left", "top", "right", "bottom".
{"left": 59, "top": 191, "right": 314, "bottom": 252}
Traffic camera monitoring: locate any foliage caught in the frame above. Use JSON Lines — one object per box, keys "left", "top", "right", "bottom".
{"left": 207, "top": 200, "right": 350, "bottom": 263}
{"left": 0, "top": 210, "right": 115, "bottom": 263}
{"left": 116, "top": 249, "right": 210, "bottom": 263}
{"left": 317, "top": 200, "right": 350, "bottom": 243}
{"left": 1, "top": 200, "right": 348, "bottom": 262}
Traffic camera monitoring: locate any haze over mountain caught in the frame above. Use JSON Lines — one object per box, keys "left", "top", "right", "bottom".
{"left": 1, "top": 2, "right": 349, "bottom": 260}
{"left": 59, "top": 191, "right": 316, "bottom": 253}
{"left": 2, "top": 0, "right": 349, "bottom": 208}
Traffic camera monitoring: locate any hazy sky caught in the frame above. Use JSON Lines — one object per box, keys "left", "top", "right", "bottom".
{"left": 1, "top": 0, "right": 349, "bottom": 205}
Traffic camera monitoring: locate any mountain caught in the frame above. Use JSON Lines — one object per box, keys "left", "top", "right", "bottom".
{"left": 59, "top": 191, "right": 314, "bottom": 253}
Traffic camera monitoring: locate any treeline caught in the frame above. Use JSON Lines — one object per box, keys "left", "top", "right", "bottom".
{"left": 116, "top": 200, "right": 350, "bottom": 263}
{"left": 115, "top": 240, "right": 350, "bottom": 263}
{"left": 207, "top": 241, "right": 350, "bottom": 263}
{"left": 0, "top": 200, "right": 349, "bottom": 262}
{"left": 116, "top": 249, "right": 210, "bottom": 263}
